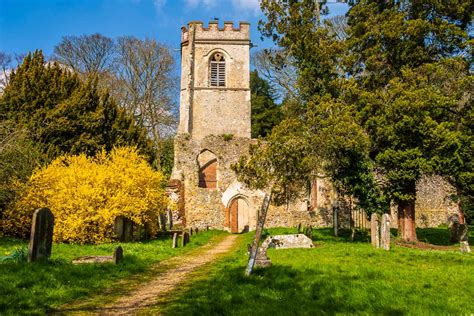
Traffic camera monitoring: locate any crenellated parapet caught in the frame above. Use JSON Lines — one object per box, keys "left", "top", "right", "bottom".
{"left": 181, "top": 21, "right": 250, "bottom": 44}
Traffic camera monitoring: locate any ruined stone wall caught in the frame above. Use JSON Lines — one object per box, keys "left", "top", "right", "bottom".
{"left": 171, "top": 135, "right": 336, "bottom": 230}
{"left": 389, "top": 175, "right": 458, "bottom": 228}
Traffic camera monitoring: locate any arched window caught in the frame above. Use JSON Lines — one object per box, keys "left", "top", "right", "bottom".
{"left": 197, "top": 150, "right": 217, "bottom": 188}
{"left": 210, "top": 53, "right": 225, "bottom": 87}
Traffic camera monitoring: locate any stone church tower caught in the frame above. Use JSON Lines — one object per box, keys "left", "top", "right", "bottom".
{"left": 169, "top": 21, "right": 457, "bottom": 232}
{"left": 170, "top": 21, "right": 336, "bottom": 232}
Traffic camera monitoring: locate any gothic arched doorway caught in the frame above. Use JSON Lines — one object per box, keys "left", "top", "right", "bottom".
{"left": 228, "top": 197, "right": 251, "bottom": 233}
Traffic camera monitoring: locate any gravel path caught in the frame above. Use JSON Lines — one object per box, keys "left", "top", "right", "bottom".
{"left": 95, "top": 234, "right": 239, "bottom": 315}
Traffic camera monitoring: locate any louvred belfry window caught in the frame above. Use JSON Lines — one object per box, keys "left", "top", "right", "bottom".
{"left": 210, "top": 53, "right": 225, "bottom": 87}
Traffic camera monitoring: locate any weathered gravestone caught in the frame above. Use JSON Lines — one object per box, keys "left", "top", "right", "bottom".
{"left": 190, "top": 228, "right": 194, "bottom": 236}
{"left": 380, "top": 214, "right": 391, "bottom": 250}
{"left": 72, "top": 246, "right": 124, "bottom": 264}
{"left": 333, "top": 205, "right": 339, "bottom": 237}
{"left": 458, "top": 224, "right": 471, "bottom": 253}
{"left": 264, "top": 234, "right": 314, "bottom": 249}
{"left": 371, "top": 213, "right": 381, "bottom": 248}
{"left": 113, "top": 246, "right": 123, "bottom": 264}
{"left": 114, "top": 216, "right": 134, "bottom": 242}
{"left": 195, "top": 227, "right": 199, "bottom": 234}
{"left": 28, "top": 208, "right": 54, "bottom": 262}
{"left": 172, "top": 232, "right": 178, "bottom": 248}
{"left": 167, "top": 209, "right": 173, "bottom": 230}
{"left": 181, "top": 231, "right": 190, "bottom": 247}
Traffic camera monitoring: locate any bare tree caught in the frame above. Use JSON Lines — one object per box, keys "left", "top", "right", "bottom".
{"left": 0, "top": 51, "right": 12, "bottom": 90}
{"left": 114, "top": 37, "right": 177, "bottom": 164}
{"left": 324, "top": 15, "right": 348, "bottom": 41}
{"left": 252, "top": 49, "right": 298, "bottom": 100}
{"left": 53, "top": 33, "right": 115, "bottom": 74}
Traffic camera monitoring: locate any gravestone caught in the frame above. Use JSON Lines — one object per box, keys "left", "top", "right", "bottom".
{"left": 371, "top": 213, "right": 381, "bottom": 248}
{"left": 181, "top": 231, "right": 190, "bottom": 247}
{"left": 167, "top": 209, "right": 173, "bottom": 230}
{"left": 333, "top": 205, "right": 339, "bottom": 237}
{"left": 172, "top": 233, "right": 178, "bottom": 248}
{"left": 195, "top": 228, "right": 199, "bottom": 234}
{"left": 113, "top": 246, "right": 123, "bottom": 264}
{"left": 459, "top": 224, "right": 471, "bottom": 253}
{"left": 72, "top": 247, "right": 124, "bottom": 264}
{"left": 449, "top": 215, "right": 460, "bottom": 242}
{"left": 380, "top": 214, "right": 391, "bottom": 251}
{"left": 28, "top": 208, "right": 54, "bottom": 262}
{"left": 190, "top": 228, "right": 194, "bottom": 236}
{"left": 264, "top": 234, "right": 314, "bottom": 249}
{"left": 115, "top": 216, "right": 134, "bottom": 242}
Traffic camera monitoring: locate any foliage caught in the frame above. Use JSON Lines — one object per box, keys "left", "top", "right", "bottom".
{"left": 1, "top": 147, "right": 168, "bottom": 243}
{"left": 159, "top": 137, "right": 175, "bottom": 178}
{"left": 346, "top": 0, "right": 473, "bottom": 90}
{"left": 250, "top": 70, "right": 283, "bottom": 138}
{"left": 0, "top": 122, "right": 43, "bottom": 215}
{"left": 159, "top": 228, "right": 474, "bottom": 315}
{"left": 0, "top": 50, "right": 156, "bottom": 163}
{"left": 53, "top": 35, "right": 178, "bottom": 168}
{"left": 0, "top": 231, "right": 219, "bottom": 314}
{"left": 0, "top": 246, "right": 28, "bottom": 264}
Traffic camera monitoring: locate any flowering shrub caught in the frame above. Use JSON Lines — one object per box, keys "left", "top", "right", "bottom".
{"left": 1, "top": 147, "right": 168, "bottom": 244}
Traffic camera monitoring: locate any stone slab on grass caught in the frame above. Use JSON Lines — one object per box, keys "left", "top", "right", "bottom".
{"left": 264, "top": 234, "right": 314, "bottom": 249}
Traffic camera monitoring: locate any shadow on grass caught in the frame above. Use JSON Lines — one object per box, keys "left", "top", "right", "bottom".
{"left": 160, "top": 264, "right": 403, "bottom": 316}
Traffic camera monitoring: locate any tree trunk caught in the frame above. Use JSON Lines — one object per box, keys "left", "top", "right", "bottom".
{"left": 457, "top": 199, "right": 466, "bottom": 225}
{"left": 397, "top": 201, "right": 417, "bottom": 242}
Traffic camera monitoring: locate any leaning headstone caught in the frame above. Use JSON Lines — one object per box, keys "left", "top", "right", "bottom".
{"left": 305, "top": 225, "right": 313, "bottom": 239}
{"left": 113, "top": 246, "right": 123, "bottom": 264}
{"left": 28, "top": 208, "right": 54, "bottom": 262}
{"left": 181, "top": 231, "right": 190, "bottom": 247}
{"left": 380, "top": 214, "right": 391, "bottom": 251}
{"left": 172, "top": 233, "right": 178, "bottom": 248}
{"left": 371, "top": 213, "right": 381, "bottom": 248}
{"left": 459, "top": 224, "right": 471, "bottom": 253}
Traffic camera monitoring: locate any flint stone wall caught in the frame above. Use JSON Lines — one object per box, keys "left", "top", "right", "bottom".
{"left": 171, "top": 134, "right": 336, "bottom": 230}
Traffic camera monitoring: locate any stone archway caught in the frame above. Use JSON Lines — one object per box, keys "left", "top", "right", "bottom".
{"left": 227, "top": 196, "right": 251, "bottom": 233}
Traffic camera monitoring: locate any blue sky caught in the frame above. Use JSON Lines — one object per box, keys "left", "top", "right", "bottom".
{"left": 0, "top": 0, "right": 349, "bottom": 59}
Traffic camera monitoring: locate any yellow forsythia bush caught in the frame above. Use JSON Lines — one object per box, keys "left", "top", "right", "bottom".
{"left": 1, "top": 147, "right": 168, "bottom": 244}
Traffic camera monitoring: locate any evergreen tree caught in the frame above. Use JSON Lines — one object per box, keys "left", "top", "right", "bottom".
{"left": 0, "top": 50, "right": 156, "bottom": 163}
{"left": 250, "top": 70, "right": 282, "bottom": 138}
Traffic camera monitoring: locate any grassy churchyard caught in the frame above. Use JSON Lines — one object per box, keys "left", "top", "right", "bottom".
{"left": 0, "top": 230, "right": 221, "bottom": 314}
{"left": 159, "top": 227, "right": 474, "bottom": 315}
{"left": 1, "top": 227, "right": 473, "bottom": 314}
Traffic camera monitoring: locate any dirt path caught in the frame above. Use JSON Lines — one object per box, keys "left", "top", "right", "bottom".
{"left": 93, "top": 234, "right": 238, "bottom": 315}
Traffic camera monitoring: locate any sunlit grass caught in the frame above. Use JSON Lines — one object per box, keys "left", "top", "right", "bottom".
{"left": 0, "top": 230, "right": 221, "bottom": 314}
{"left": 159, "top": 227, "right": 474, "bottom": 315}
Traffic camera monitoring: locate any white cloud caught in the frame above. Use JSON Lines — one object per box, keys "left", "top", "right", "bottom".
{"left": 154, "top": 0, "right": 167, "bottom": 11}
{"left": 185, "top": 0, "right": 217, "bottom": 9}
{"left": 231, "top": 0, "right": 260, "bottom": 15}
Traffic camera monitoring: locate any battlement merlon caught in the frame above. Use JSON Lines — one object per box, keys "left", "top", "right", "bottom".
{"left": 181, "top": 21, "right": 250, "bottom": 44}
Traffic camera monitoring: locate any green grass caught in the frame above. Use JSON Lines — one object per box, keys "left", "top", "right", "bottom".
{"left": 158, "top": 227, "right": 474, "bottom": 315}
{"left": 0, "top": 230, "right": 220, "bottom": 315}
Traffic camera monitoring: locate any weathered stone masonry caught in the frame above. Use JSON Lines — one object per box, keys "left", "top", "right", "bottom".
{"left": 169, "top": 21, "right": 457, "bottom": 232}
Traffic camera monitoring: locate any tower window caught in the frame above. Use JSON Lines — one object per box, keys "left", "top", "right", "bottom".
{"left": 210, "top": 53, "right": 225, "bottom": 87}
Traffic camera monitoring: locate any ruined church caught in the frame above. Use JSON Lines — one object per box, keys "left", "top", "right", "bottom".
{"left": 168, "top": 21, "right": 457, "bottom": 232}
